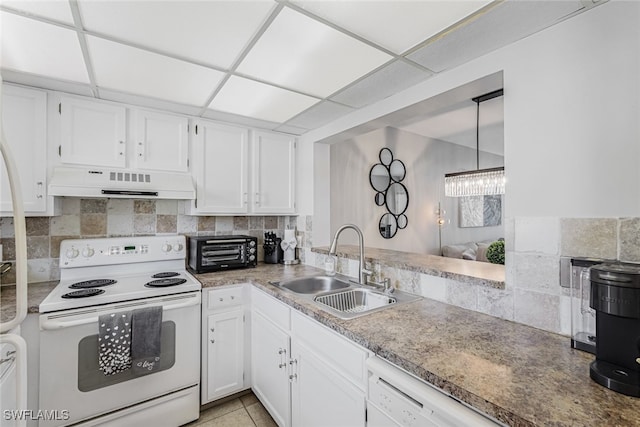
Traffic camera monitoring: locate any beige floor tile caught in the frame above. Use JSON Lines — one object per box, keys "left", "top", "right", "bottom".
{"left": 197, "top": 408, "right": 256, "bottom": 427}
{"left": 246, "top": 402, "right": 277, "bottom": 427}
{"left": 240, "top": 393, "right": 259, "bottom": 408}
{"left": 198, "top": 399, "right": 244, "bottom": 423}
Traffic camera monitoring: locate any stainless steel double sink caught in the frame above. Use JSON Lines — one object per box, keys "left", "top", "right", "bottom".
{"left": 271, "top": 274, "right": 421, "bottom": 319}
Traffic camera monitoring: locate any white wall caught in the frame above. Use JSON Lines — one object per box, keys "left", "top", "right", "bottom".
{"left": 304, "top": 1, "right": 640, "bottom": 224}
{"left": 329, "top": 127, "right": 504, "bottom": 254}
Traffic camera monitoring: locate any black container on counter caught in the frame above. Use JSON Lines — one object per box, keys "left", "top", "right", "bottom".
{"left": 263, "top": 232, "right": 283, "bottom": 264}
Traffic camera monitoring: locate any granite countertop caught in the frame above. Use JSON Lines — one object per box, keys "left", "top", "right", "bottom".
{"left": 312, "top": 245, "right": 505, "bottom": 289}
{"left": 195, "top": 264, "right": 640, "bottom": 427}
{"left": 0, "top": 281, "right": 58, "bottom": 323}
{"left": 5, "top": 265, "right": 638, "bottom": 426}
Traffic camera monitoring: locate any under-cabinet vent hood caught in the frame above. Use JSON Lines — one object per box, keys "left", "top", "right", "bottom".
{"left": 48, "top": 166, "right": 195, "bottom": 199}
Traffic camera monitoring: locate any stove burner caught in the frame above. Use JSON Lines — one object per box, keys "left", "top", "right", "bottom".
{"left": 62, "top": 289, "right": 106, "bottom": 298}
{"left": 145, "top": 278, "right": 188, "bottom": 288}
{"left": 69, "top": 279, "right": 117, "bottom": 289}
{"left": 152, "top": 272, "right": 180, "bottom": 279}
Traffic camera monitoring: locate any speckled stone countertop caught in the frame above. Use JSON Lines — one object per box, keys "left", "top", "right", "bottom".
{"left": 313, "top": 245, "right": 505, "bottom": 289}
{"left": 0, "top": 281, "right": 57, "bottom": 323}
{"left": 5, "top": 265, "right": 638, "bottom": 425}
{"left": 195, "top": 264, "right": 639, "bottom": 427}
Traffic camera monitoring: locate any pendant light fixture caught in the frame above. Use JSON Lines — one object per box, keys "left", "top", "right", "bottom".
{"left": 444, "top": 89, "right": 505, "bottom": 197}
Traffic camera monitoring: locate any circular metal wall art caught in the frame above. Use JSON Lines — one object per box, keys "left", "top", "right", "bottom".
{"left": 368, "top": 148, "right": 409, "bottom": 239}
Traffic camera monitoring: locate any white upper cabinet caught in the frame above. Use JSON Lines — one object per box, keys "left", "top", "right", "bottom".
{"left": 189, "top": 121, "right": 249, "bottom": 214}
{"left": 1, "top": 84, "right": 58, "bottom": 216}
{"left": 188, "top": 125, "right": 296, "bottom": 215}
{"left": 251, "top": 131, "right": 296, "bottom": 214}
{"left": 59, "top": 96, "right": 127, "bottom": 168}
{"left": 133, "top": 109, "right": 189, "bottom": 172}
{"left": 58, "top": 96, "right": 190, "bottom": 172}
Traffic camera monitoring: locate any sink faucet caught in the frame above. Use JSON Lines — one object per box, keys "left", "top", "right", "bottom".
{"left": 328, "top": 224, "right": 371, "bottom": 285}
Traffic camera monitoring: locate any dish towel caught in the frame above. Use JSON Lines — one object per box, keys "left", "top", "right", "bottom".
{"left": 98, "top": 312, "right": 132, "bottom": 376}
{"left": 131, "top": 306, "right": 163, "bottom": 375}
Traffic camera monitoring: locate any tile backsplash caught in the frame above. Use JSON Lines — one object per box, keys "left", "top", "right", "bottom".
{"left": 0, "top": 198, "right": 298, "bottom": 285}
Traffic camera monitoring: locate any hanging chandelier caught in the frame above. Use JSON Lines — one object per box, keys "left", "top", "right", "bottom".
{"left": 444, "top": 89, "right": 505, "bottom": 197}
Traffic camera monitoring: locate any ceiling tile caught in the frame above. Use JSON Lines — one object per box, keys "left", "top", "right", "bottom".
{"left": 236, "top": 7, "right": 392, "bottom": 97}
{"left": 87, "top": 36, "right": 225, "bottom": 106}
{"left": 78, "top": 0, "right": 275, "bottom": 69}
{"left": 293, "top": 0, "right": 491, "bottom": 54}
{"left": 284, "top": 100, "right": 354, "bottom": 130}
{"left": 2, "top": 0, "right": 74, "bottom": 25}
{"left": 0, "top": 11, "right": 89, "bottom": 83}
{"left": 408, "top": 1, "right": 583, "bottom": 72}
{"left": 208, "top": 76, "right": 320, "bottom": 123}
{"left": 331, "top": 60, "right": 432, "bottom": 109}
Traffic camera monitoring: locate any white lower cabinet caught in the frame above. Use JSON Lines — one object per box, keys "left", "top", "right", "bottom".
{"left": 291, "top": 339, "right": 366, "bottom": 427}
{"left": 252, "top": 309, "right": 292, "bottom": 427}
{"left": 201, "top": 286, "right": 249, "bottom": 404}
{"left": 251, "top": 288, "right": 368, "bottom": 427}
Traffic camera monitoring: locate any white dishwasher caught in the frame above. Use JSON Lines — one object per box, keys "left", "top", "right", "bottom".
{"left": 366, "top": 356, "right": 502, "bottom": 427}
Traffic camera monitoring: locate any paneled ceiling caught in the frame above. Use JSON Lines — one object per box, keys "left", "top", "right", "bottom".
{"left": 0, "top": 0, "right": 605, "bottom": 135}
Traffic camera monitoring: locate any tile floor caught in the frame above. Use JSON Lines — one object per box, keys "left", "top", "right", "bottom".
{"left": 186, "top": 392, "right": 277, "bottom": 427}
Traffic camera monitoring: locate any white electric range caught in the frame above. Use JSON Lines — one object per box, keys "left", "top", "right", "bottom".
{"left": 38, "top": 235, "right": 201, "bottom": 427}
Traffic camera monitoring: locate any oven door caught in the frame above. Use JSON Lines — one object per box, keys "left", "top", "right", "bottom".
{"left": 39, "top": 292, "right": 200, "bottom": 427}
{"left": 200, "top": 244, "right": 246, "bottom": 267}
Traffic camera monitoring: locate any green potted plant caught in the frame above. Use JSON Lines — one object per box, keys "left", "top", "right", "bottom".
{"left": 486, "top": 240, "right": 505, "bottom": 265}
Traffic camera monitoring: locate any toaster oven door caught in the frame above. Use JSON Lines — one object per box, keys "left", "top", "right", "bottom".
{"left": 201, "top": 244, "right": 245, "bottom": 266}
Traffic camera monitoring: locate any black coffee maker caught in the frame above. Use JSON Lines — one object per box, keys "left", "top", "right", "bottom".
{"left": 589, "top": 263, "right": 640, "bottom": 397}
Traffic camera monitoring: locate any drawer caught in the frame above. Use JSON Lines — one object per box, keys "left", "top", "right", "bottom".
{"left": 292, "top": 310, "right": 369, "bottom": 388}
{"left": 252, "top": 288, "right": 290, "bottom": 332}
{"left": 207, "top": 286, "right": 243, "bottom": 310}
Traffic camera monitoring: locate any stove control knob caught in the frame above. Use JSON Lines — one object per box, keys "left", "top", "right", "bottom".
{"left": 173, "top": 243, "right": 184, "bottom": 252}
{"left": 66, "top": 248, "right": 79, "bottom": 259}
{"left": 82, "top": 247, "right": 95, "bottom": 258}
{"left": 162, "top": 243, "right": 172, "bottom": 253}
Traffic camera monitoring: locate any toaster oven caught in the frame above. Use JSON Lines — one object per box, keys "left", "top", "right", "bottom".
{"left": 187, "top": 235, "right": 257, "bottom": 273}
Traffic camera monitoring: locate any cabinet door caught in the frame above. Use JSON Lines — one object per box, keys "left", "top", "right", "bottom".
{"left": 251, "top": 310, "right": 290, "bottom": 427}
{"left": 59, "top": 96, "right": 126, "bottom": 168}
{"left": 191, "top": 122, "right": 249, "bottom": 214}
{"left": 251, "top": 131, "right": 295, "bottom": 214}
{"left": 133, "top": 109, "right": 189, "bottom": 172}
{"left": 291, "top": 339, "right": 366, "bottom": 427}
{"left": 0, "top": 85, "right": 47, "bottom": 213}
{"left": 205, "top": 308, "right": 244, "bottom": 402}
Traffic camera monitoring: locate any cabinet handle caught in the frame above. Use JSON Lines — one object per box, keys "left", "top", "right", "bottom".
{"left": 210, "top": 339, "right": 215, "bottom": 344}
{"left": 289, "top": 374, "right": 297, "bottom": 381}
{"left": 255, "top": 192, "right": 260, "bottom": 206}
{"left": 210, "top": 328, "right": 214, "bottom": 332}
{"left": 243, "top": 193, "right": 248, "bottom": 205}
{"left": 36, "top": 181, "right": 44, "bottom": 199}
{"left": 278, "top": 348, "right": 287, "bottom": 369}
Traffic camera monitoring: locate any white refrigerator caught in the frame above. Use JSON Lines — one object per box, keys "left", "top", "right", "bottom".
{"left": 0, "top": 77, "right": 29, "bottom": 427}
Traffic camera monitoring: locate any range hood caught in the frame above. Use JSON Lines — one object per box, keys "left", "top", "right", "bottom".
{"left": 48, "top": 166, "right": 195, "bottom": 200}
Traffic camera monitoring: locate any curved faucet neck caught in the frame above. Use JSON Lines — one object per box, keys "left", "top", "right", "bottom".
{"left": 329, "top": 224, "right": 367, "bottom": 284}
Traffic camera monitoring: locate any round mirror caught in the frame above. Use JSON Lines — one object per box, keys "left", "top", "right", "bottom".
{"left": 374, "top": 192, "right": 385, "bottom": 206}
{"left": 389, "top": 159, "right": 406, "bottom": 182}
{"left": 385, "top": 183, "right": 409, "bottom": 216}
{"left": 379, "top": 213, "right": 398, "bottom": 239}
{"left": 379, "top": 148, "right": 393, "bottom": 166}
{"left": 369, "top": 164, "right": 390, "bottom": 192}
{"left": 397, "top": 214, "right": 408, "bottom": 229}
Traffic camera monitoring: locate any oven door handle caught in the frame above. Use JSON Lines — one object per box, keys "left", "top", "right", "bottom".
{"left": 40, "top": 295, "right": 200, "bottom": 331}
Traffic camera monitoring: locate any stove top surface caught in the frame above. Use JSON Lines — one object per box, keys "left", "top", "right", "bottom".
{"left": 40, "top": 270, "right": 201, "bottom": 313}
